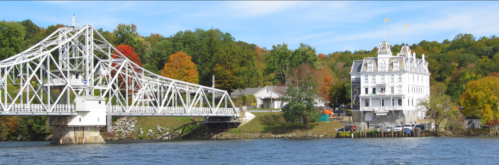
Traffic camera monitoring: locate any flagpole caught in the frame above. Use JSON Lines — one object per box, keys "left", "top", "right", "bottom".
{"left": 404, "top": 22, "right": 407, "bottom": 46}
{"left": 384, "top": 17, "right": 386, "bottom": 41}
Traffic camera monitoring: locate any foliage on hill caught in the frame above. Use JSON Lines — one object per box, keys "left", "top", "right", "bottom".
{"left": 1, "top": 19, "right": 499, "bottom": 139}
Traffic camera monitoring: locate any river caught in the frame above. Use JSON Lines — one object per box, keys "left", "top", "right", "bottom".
{"left": 1, "top": 137, "right": 498, "bottom": 164}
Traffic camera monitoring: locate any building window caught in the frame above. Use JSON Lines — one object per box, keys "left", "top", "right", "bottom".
{"left": 365, "top": 100, "right": 369, "bottom": 107}
{"left": 372, "top": 75, "right": 376, "bottom": 83}
{"left": 390, "top": 74, "right": 394, "bottom": 83}
{"left": 392, "top": 99, "right": 395, "bottom": 106}
{"left": 365, "top": 75, "right": 368, "bottom": 83}
{"left": 367, "top": 62, "right": 373, "bottom": 72}
{"left": 365, "top": 88, "right": 368, "bottom": 94}
{"left": 381, "top": 99, "right": 385, "bottom": 106}
{"left": 376, "top": 115, "right": 381, "bottom": 119}
{"left": 393, "top": 61, "right": 399, "bottom": 71}
{"left": 381, "top": 75, "right": 385, "bottom": 83}
{"left": 398, "top": 87, "right": 402, "bottom": 94}
{"left": 387, "top": 112, "right": 392, "bottom": 119}
{"left": 398, "top": 99, "right": 402, "bottom": 106}
{"left": 380, "top": 87, "right": 385, "bottom": 94}
{"left": 391, "top": 87, "right": 394, "bottom": 94}
{"left": 399, "top": 112, "right": 404, "bottom": 118}
{"left": 372, "top": 88, "right": 376, "bottom": 94}
{"left": 398, "top": 74, "right": 402, "bottom": 82}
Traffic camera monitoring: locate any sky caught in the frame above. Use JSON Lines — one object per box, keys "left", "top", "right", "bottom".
{"left": 2, "top": 1, "right": 499, "bottom": 54}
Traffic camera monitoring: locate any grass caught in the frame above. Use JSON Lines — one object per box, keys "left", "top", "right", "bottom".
{"left": 227, "top": 112, "right": 344, "bottom": 137}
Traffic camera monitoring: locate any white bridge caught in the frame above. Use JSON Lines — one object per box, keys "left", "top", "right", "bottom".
{"left": 0, "top": 20, "right": 239, "bottom": 119}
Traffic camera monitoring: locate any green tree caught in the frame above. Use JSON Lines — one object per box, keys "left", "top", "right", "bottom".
{"left": 328, "top": 82, "right": 349, "bottom": 113}
{"left": 19, "top": 19, "right": 39, "bottom": 40}
{"left": 418, "top": 93, "right": 460, "bottom": 136}
{"left": 459, "top": 76, "right": 499, "bottom": 131}
{"left": 264, "top": 43, "right": 292, "bottom": 84}
{"left": 281, "top": 63, "right": 320, "bottom": 129}
{"left": 0, "top": 20, "right": 26, "bottom": 59}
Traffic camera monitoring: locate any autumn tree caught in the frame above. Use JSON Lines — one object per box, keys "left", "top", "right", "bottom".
{"left": 459, "top": 76, "right": 499, "bottom": 131}
{"left": 161, "top": 51, "right": 199, "bottom": 84}
{"left": 317, "top": 68, "right": 334, "bottom": 99}
{"left": 281, "top": 63, "right": 321, "bottom": 129}
{"left": 114, "top": 45, "right": 142, "bottom": 66}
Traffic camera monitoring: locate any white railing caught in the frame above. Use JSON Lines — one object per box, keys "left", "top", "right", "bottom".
{"left": 110, "top": 105, "right": 236, "bottom": 114}
{"left": 1, "top": 104, "right": 75, "bottom": 112}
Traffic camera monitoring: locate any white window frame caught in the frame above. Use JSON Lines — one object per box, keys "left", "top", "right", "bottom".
{"left": 393, "top": 61, "right": 399, "bottom": 71}
{"left": 398, "top": 74, "right": 402, "bottom": 82}
{"left": 367, "top": 62, "right": 373, "bottom": 72}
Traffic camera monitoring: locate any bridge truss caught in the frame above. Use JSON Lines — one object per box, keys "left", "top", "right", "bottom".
{"left": 0, "top": 22, "right": 239, "bottom": 118}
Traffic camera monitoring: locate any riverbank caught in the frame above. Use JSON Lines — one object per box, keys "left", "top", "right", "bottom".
{"left": 1, "top": 112, "right": 494, "bottom": 142}
{"left": 100, "top": 112, "right": 495, "bottom": 141}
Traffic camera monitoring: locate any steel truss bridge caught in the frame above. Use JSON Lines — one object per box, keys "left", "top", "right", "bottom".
{"left": 0, "top": 21, "right": 239, "bottom": 119}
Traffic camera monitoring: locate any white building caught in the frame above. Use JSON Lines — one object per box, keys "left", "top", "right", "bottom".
{"left": 230, "top": 86, "right": 326, "bottom": 109}
{"left": 350, "top": 41, "right": 430, "bottom": 129}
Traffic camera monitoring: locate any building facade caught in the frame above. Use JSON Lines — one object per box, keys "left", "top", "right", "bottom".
{"left": 350, "top": 41, "right": 430, "bottom": 129}
{"left": 230, "top": 86, "right": 326, "bottom": 109}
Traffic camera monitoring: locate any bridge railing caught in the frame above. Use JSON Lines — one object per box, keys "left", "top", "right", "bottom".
{"left": 1, "top": 104, "right": 75, "bottom": 112}
{"left": 110, "top": 105, "right": 238, "bottom": 115}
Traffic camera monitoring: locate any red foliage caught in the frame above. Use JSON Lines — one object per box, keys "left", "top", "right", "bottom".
{"left": 114, "top": 45, "right": 142, "bottom": 67}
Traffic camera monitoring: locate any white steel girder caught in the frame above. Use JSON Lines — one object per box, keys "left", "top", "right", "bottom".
{"left": 0, "top": 24, "right": 239, "bottom": 118}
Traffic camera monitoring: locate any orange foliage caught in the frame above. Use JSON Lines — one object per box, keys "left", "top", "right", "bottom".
{"left": 161, "top": 51, "right": 199, "bottom": 84}
{"left": 317, "top": 68, "right": 334, "bottom": 99}
{"left": 318, "top": 53, "right": 327, "bottom": 60}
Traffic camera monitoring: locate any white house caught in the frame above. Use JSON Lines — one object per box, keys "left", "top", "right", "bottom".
{"left": 350, "top": 41, "right": 430, "bottom": 129}
{"left": 230, "top": 86, "right": 326, "bottom": 109}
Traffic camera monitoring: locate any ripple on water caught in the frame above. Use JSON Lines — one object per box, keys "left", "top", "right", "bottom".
{"left": 1, "top": 137, "right": 499, "bottom": 164}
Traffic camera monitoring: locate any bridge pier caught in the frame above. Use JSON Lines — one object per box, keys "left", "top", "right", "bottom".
{"left": 50, "top": 126, "right": 104, "bottom": 144}
{"left": 49, "top": 96, "right": 107, "bottom": 144}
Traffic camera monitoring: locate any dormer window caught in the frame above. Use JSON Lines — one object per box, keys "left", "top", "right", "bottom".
{"left": 367, "top": 62, "right": 373, "bottom": 72}
{"left": 393, "top": 61, "right": 399, "bottom": 71}
{"left": 379, "top": 60, "right": 386, "bottom": 71}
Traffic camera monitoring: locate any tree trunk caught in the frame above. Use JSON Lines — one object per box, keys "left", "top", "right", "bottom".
{"left": 435, "top": 120, "right": 440, "bottom": 137}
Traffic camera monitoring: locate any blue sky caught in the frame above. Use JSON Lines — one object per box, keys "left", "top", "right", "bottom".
{"left": 2, "top": 1, "right": 499, "bottom": 54}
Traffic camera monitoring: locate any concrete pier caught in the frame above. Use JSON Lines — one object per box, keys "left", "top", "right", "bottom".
{"left": 49, "top": 96, "right": 107, "bottom": 144}
{"left": 51, "top": 126, "right": 105, "bottom": 144}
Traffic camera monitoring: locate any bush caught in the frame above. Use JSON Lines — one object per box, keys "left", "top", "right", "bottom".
{"left": 339, "top": 132, "right": 351, "bottom": 137}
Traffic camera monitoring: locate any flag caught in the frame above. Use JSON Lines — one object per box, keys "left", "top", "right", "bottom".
{"left": 405, "top": 23, "right": 408, "bottom": 27}
{"left": 385, "top": 18, "right": 389, "bottom": 22}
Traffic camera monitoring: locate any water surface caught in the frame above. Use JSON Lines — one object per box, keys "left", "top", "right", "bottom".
{"left": 1, "top": 137, "right": 498, "bottom": 164}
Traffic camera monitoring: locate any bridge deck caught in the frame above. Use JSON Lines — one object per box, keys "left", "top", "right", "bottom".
{"left": 0, "top": 104, "right": 238, "bottom": 117}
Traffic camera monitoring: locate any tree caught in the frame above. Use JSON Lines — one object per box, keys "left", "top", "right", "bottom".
{"left": 328, "top": 82, "right": 349, "bottom": 113}
{"left": 113, "top": 24, "right": 144, "bottom": 55}
{"left": 264, "top": 43, "right": 292, "bottom": 84}
{"left": 418, "top": 93, "right": 460, "bottom": 136}
{"left": 161, "top": 51, "right": 199, "bottom": 84}
{"left": 459, "top": 76, "right": 499, "bottom": 131}
{"left": 19, "top": 19, "right": 40, "bottom": 40}
{"left": 114, "top": 45, "right": 142, "bottom": 66}
{"left": 0, "top": 20, "right": 26, "bottom": 59}
{"left": 281, "top": 63, "right": 320, "bottom": 129}
{"left": 317, "top": 68, "right": 334, "bottom": 100}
